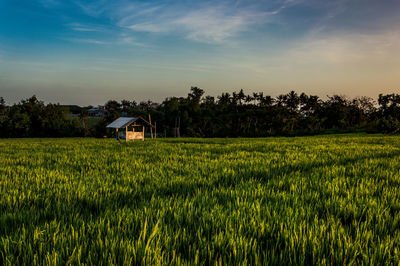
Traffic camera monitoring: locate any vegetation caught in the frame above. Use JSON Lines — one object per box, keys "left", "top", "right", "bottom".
{"left": 1, "top": 89, "right": 400, "bottom": 138}
{"left": 1, "top": 135, "right": 400, "bottom": 265}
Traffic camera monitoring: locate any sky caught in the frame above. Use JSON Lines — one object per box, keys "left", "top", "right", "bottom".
{"left": 0, "top": 0, "right": 399, "bottom": 105}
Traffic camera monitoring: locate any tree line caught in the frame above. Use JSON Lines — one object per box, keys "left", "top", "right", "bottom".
{"left": 1, "top": 87, "right": 400, "bottom": 138}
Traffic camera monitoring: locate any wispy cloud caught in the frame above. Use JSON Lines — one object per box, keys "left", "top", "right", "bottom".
{"left": 116, "top": 4, "right": 165, "bottom": 25}
{"left": 63, "top": 0, "right": 283, "bottom": 44}
{"left": 117, "top": 36, "right": 147, "bottom": 46}
{"left": 62, "top": 34, "right": 147, "bottom": 47}
{"left": 63, "top": 38, "right": 110, "bottom": 45}
{"left": 72, "top": 0, "right": 108, "bottom": 17}
{"left": 37, "top": 0, "right": 400, "bottom": 45}
{"left": 120, "top": 3, "right": 280, "bottom": 43}
{"left": 291, "top": 30, "right": 400, "bottom": 65}
{"left": 171, "top": 7, "right": 261, "bottom": 42}
{"left": 67, "top": 23, "right": 103, "bottom": 32}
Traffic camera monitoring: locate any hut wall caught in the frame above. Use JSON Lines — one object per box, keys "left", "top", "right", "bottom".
{"left": 126, "top": 131, "right": 144, "bottom": 140}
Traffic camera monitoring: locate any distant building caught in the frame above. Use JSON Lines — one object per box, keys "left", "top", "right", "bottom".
{"left": 88, "top": 106, "right": 105, "bottom": 117}
{"left": 106, "top": 116, "right": 155, "bottom": 141}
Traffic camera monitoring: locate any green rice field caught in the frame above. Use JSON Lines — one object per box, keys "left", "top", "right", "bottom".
{"left": 1, "top": 135, "right": 400, "bottom": 265}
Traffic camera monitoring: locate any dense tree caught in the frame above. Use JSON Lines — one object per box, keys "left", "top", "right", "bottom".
{"left": 0, "top": 97, "right": 6, "bottom": 115}
{"left": 1, "top": 90, "right": 400, "bottom": 138}
{"left": 377, "top": 94, "right": 400, "bottom": 134}
{"left": 121, "top": 100, "right": 137, "bottom": 115}
{"left": 104, "top": 100, "right": 122, "bottom": 122}
{"left": 0, "top": 96, "right": 81, "bottom": 137}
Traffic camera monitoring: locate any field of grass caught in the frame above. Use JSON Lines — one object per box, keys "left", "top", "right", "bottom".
{"left": 1, "top": 135, "right": 400, "bottom": 265}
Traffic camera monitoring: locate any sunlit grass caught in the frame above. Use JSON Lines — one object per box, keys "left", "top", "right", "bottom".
{"left": 1, "top": 134, "right": 400, "bottom": 265}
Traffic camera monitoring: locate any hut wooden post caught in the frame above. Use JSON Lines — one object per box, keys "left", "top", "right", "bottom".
{"left": 116, "top": 128, "right": 118, "bottom": 140}
{"left": 125, "top": 126, "right": 128, "bottom": 141}
{"left": 142, "top": 125, "right": 145, "bottom": 141}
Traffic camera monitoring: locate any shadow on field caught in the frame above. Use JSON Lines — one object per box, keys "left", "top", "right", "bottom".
{"left": 268, "top": 149, "right": 400, "bottom": 176}
{"left": 161, "top": 139, "right": 229, "bottom": 145}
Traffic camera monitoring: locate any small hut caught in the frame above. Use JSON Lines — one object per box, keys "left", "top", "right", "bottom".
{"left": 106, "top": 117, "right": 155, "bottom": 141}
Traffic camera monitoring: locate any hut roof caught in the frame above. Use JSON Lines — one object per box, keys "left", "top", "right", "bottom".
{"left": 106, "top": 117, "right": 152, "bottom": 128}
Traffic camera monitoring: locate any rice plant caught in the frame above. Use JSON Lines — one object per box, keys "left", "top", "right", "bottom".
{"left": 1, "top": 134, "right": 400, "bottom": 265}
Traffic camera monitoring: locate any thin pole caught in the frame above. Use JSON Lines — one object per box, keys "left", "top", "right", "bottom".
{"left": 148, "top": 114, "right": 153, "bottom": 139}
{"left": 177, "top": 116, "right": 180, "bottom": 138}
{"left": 174, "top": 117, "right": 177, "bottom": 138}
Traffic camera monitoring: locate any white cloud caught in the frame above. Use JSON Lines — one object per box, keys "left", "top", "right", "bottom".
{"left": 67, "top": 23, "right": 103, "bottom": 32}
{"left": 172, "top": 8, "right": 250, "bottom": 43}
{"left": 128, "top": 22, "right": 166, "bottom": 33}
{"left": 42, "top": 0, "right": 284, "bottom": 44}
{"left": 117, "top": 4, "right": 165, "bottom": 25}
{"left": 286, "top": 30, "right": 400, "bottom": 65}
{"left": 119, "top": 2, "right": 280, "bottom": 43}
{"left": 116, "top": 35, "right": 147, "bottom": 46}
{"left": 73, "top": 0, "right": 108, "bottom": 17}
{"left": 62, "top": 35, "right": 148, "bottom": 47}
{"left": 63, "top": 38, "right": 110, "bottom": 45}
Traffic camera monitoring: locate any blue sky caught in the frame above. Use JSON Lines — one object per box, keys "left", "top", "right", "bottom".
{"left": 0, "top": 0, "right": 399, "bottom": 105}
